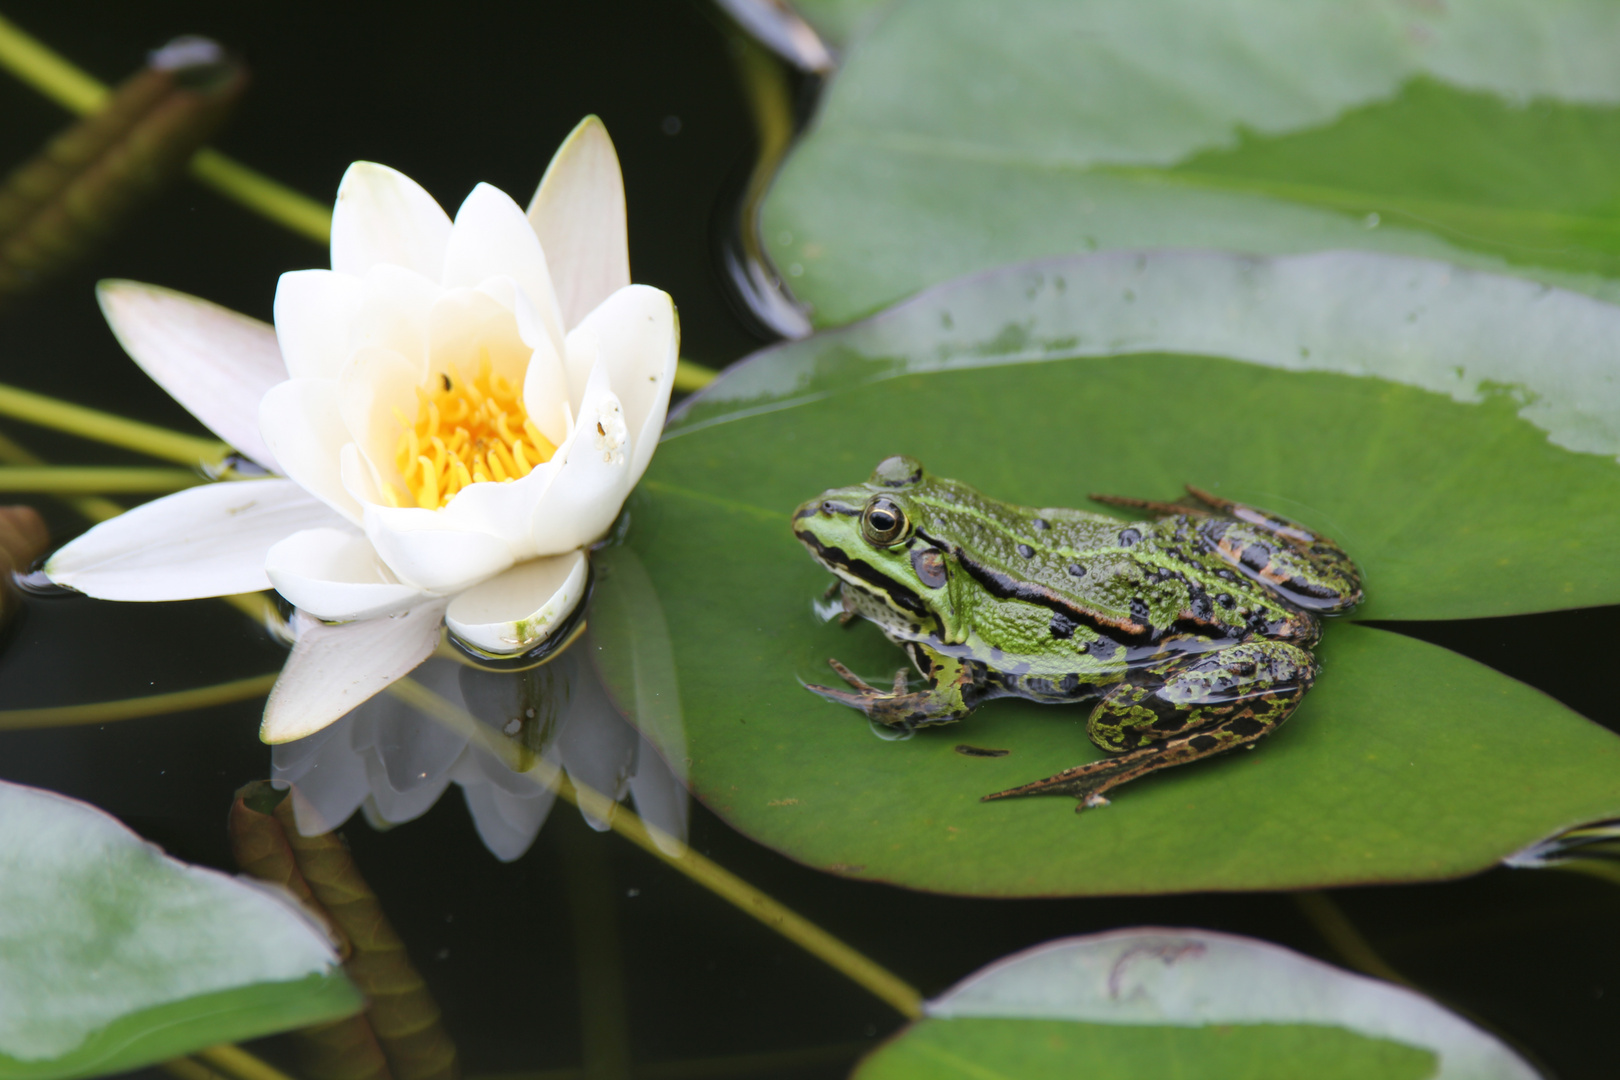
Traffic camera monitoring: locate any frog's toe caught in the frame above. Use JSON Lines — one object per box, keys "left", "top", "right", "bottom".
{"left": 806, "top": 682, "right": 877, "bottom": 709}
{"left": 825, "top": 657, "right": 880, "bottom": 693}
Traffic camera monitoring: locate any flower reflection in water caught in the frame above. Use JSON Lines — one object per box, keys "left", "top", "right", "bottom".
{"left": 271, "top": 546, "right": 686, "bottom": 862}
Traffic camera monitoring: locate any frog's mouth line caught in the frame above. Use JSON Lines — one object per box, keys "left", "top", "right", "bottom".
{"left": 794, "top": 531, "right": 934, "bottom": 623}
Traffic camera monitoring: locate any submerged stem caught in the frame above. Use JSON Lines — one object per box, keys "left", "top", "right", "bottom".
{"left": 196, "top": 1045, "right": 300, "bottom": 1080}
{"left": 0, "top": 465, "right": 202, "bottom": 492}
{"left": 0, "top": 424, "right": 125, "bottom": 521}
{"left": 162, "top": 1058, "right": 229, "bottom": 1080}
{"left": 0, "top": 672, "right": 277, "bottom": 730}
{"left": 388, "top": 676, "right": 925, "bottom": 1020}
{"left": 1293, "top": 891, "right": 1411, "bottom": 987}
{"left": 672, "top": 360, "right": 716, "bottom": 393}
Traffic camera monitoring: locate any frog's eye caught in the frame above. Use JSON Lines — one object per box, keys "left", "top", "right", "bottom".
{"left": 861, "top": 496, "right": 910, "bottom": 546}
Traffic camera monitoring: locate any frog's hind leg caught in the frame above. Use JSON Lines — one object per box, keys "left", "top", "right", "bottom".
{"left": 982, "top": 641, "right": 1314, "bottom": 811}
{"left": 1088, "top": 492, "right": 1213, "bottom": 518}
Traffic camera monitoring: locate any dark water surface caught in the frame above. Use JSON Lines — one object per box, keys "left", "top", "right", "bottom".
{"left": 0, "top": 3, "right": 1615, "bottom": 1078}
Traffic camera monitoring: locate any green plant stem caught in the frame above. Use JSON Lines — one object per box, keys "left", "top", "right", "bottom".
{"left": 0, "top": 424, "right": 124, "bottom": 521}
{"left": 387, "top": 676, "right": 925, "bottom": 1020}
{"left": 0, "top": 11, "right": 103, "bottom": 111}
{"left": 0, "top": 672, "right": 279, "bottom": 730}
{"left": 0, "top": 11, "right": 331, "bottom": 245}
{"left": 1293, "top": 891, "right": 1411, "bottom": 987}
{"left": 196, "top": 1045, "right": 300, "bottom": 1080}
{"left": 558, "top": 815, "right": 633, "bottom": 1080}
{"left": 0, "top": 464, "right": 202, "bottom": 492}
{"left": 189, "top": 149, "right": 332, "bottom": 245}
{"left": 0, "top": 380, "right": 228, "bottom": 466}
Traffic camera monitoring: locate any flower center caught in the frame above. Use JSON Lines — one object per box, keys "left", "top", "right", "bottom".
{"left": 384, "top": 353, "right": 557, "bottom": 510}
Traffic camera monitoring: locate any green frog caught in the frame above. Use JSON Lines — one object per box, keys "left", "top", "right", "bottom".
{"left": 791, "top": 456, "right": 1362, "bottom": 811}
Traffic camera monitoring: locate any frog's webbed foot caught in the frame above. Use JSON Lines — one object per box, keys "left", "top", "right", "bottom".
{"left": 806, "top": 650, "right": 984, "bottom": 729}
{"left": 981, "top": 748, "right": 1164, "bottom": 811}
{"left": 821, "top": 657, "right": 908, "bottom": 695}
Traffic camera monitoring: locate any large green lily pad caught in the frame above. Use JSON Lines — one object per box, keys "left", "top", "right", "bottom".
{"left": 855, "top": 929, "right": 1535, "bottom": 1079}
{"left": 0, "top": 782, "right": 362, "bottom": 1080}
{"left": 605, "top": 253, "right": 1620, "bottom": 896}
{"left": 765, "top": 0, "right": 1620, "bottom": 326}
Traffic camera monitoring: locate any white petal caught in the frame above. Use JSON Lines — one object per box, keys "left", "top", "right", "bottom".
{"left": 444, "top": 550, "right": 588, "bottom": 656}
{"left": 45, "top": 479, "right": 341, "bottom": 601}
{"left": 482, "top": 277, "right": 571, "bottom": 446}
{"left": 336, "top": 346, "right": 420, "bottom": 492}
{"left": 350, "top": 264, "right": 440, "bottom": 374}
{"left": 266, "top": 527, "right": 432, "bottom": 621}
{"left": 433, "top": 457, "right": 558, "bottom": 550}
{"left": 362, "top": 504, "right": 515, "bottom": 593}
{"left": 260, "top": 603, "right": 447, "bottom": 744}
{"left": 444, "top": 183, "right": 565, "bottom": 355}
{"left": 331, "top": 162, "right": 452, "bottom": 280}
{"left": 273, "top": 270, "right": 364, "bottom": 381}
{"left": 97, "top": 281, "right": 287, "bottom": 471}
{"left": 258, "top": 379, "right": 362, "bottom": 523}
{"left": 528, "top": 366, "right": 632, "bottom": 555}
{"left": 527, "top": 117, "right": 631, "bottom": 332}
{"left": 340, "top": 442, "right": 385, "bottom": 507}
{"left": 426, "top": 287, "right": 533, "bottom": 395}
{"left": 564, "top": 285, "right": 677, "bottom": 483}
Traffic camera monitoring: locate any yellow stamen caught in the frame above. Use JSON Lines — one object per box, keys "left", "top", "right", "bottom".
{"left": 390, "top": 356, "right": 557, "bottom": 509}
{"left": 416, "top": 455, "right": 438, "bottom": 509}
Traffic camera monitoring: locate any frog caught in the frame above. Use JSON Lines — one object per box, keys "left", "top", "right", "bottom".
{"left": 790, "top": 455, "right": 1362, "bottom": 812}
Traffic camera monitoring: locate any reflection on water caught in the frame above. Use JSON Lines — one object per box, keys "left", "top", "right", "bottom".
{"left": 274, "top": 550, "right": 689, "bottom": 863}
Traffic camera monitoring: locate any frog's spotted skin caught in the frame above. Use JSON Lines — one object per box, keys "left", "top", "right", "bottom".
{"left": 791, "top": 456, "right": 1363, "bottom": 812}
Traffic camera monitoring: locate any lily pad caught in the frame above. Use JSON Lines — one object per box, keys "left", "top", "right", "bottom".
{"left": 764, "top": 0, "right": 1620, "bottom": 326}
{"left": 609, "top": 253, "right": 1620, "bottom": 896}
{"left": 0, "top": 781, "right": 362, "bottom": 1080}
{"left": 855, "top": 929, "right": 1536, "bottom": 1079}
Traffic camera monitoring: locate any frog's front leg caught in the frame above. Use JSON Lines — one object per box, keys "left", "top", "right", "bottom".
{"left": 982, "top": 641, "right": 1315, "bottom": 810}
{"left": 808, "top": 643, "right": 992, "bottom": 730}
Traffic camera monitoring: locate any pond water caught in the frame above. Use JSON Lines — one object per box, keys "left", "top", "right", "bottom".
{"left": 0, "top": 2, "right": 1615, "bottom": 1079}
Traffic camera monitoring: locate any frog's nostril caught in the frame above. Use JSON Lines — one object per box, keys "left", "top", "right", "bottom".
{"left": 822, "top": 501, "right": 836, "bottom": 514}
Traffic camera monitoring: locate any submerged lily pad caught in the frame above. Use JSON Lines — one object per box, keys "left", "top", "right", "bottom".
{"left": 0, "top": 781, "right": 361, "bottom": 1080}
{"left": 609, "top": 252, "right": 1620, "bottom": 896}
{"left": 855, "top": 929, "right": 1536, "bottom": 1079}
{"left": 765, "top": 0, "right": 1620, "bottom": 326}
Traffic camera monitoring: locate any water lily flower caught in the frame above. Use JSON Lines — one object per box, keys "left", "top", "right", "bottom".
{"left": 44, "top": 117, "right": 678, "bottom": 743}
